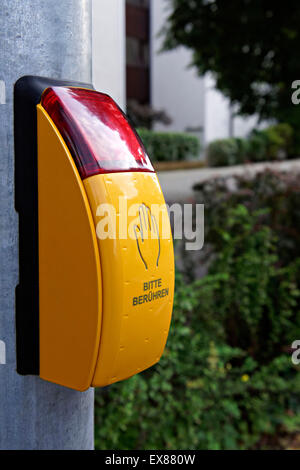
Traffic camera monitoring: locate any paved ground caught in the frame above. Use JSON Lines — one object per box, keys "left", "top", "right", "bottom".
{"left": 158, "top": 158, "right": 300, "bottom": 203}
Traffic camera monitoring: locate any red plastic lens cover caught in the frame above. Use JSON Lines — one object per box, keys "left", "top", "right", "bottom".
{"left": 41, "top": 87, "right": 154, "bottom": 179}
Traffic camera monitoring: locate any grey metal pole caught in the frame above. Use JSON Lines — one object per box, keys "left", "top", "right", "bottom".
{"left": 0, "top": 0, "right": 94, "bottom": 450}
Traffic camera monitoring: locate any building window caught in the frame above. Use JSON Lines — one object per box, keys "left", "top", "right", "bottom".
{"left": 126, "top": 0, "right": 150, "bottom": 105}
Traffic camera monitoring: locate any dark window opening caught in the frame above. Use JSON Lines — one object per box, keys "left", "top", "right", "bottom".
{"left": 126, "top": 0, "right": 150, "bottom": 105}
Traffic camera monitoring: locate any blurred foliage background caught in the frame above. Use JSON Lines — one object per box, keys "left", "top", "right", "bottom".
{"left": 128, "top": 1, "right": 300, "bottom": 167}
{"left": 95, "top": 0, "right": 300, "bottom": 450}
{"left": 162, "top": 0, "right": 300, "bottom": 153}
{"left": 206, "top": 123, "right": 294, "bottom": 167}
{"left": 137, "top": 128, "right": 200, "bottom": 162}
{"left": 95, "top": 170, "right": 300, "bottom": 450}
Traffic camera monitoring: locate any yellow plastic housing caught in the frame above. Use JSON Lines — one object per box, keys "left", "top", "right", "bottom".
{"left": 37, "top": 105, "right": 102, "bottom": 391}
{"left": 84, "top": 173, "right": 175, "bottom": 386}
{"left": 37, "top": 104, "right": 174, "bottom": 391}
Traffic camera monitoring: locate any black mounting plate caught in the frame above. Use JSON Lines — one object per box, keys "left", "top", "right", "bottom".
{"left": 14, "top": 76, "right": 93, "bottom": 375}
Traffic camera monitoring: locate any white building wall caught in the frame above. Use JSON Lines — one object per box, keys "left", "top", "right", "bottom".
{"left": 92, "top": 0, "right": 126, "bottom": 111}
{"left": 205, "top": 74, "right": 264, "bottom": 143}
{"left": 150, "top": 0, "right": 266, "bottom": 147}
{"left": 91, "top": 0, "right": 266, "bottom": 147}
{"left": 233, "top": 113, "right": 265, "bottom": 138}
{"left": 150, "top": 0, "right": 205, "bottom": 146}
{"left": 204, "top": 74, "right": 231, "bottom": 143}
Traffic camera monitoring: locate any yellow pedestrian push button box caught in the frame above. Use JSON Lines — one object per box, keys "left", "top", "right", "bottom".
{"left": 15, "top": 76, "right": 174, "bottom": 391}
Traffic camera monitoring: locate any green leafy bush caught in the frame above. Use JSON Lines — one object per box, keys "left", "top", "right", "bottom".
{"left": 206, "top": 138, "right": 243, "bottom": 167}
{"left": 259, "top": 123, "right": 294, "bottom": 160}
{"left": 95, "top": 171, "right": 300, "bottom": 450}
{"left": 207, "top": 123, "right": 294, "bottom": 167}
{"left": 245, "top": 132, "right": 268, "bottom": 162}
{"left": 194, "top": 170, "right": 300, "bottom": 266}
{"left": 137, "top": 128, "right": 201, "bottom": 162}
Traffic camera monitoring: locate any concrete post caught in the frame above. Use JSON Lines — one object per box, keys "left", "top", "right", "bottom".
{"left": 0, "top": 0, "right": 94, "bottom": 450}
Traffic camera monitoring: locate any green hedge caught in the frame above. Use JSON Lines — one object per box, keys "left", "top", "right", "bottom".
{"left": 95, "top": 170, "right": 300, "bottom": 450}
{"left": 207, "top": 123, "right": 294, "bottom": 167}
{"left": 137, "top": 128, "right": 201, "bottom": 162}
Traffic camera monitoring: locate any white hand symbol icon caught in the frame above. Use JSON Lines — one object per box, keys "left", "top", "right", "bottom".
{"left": 134, "top": 204, "right": 160, "bottom": 270}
